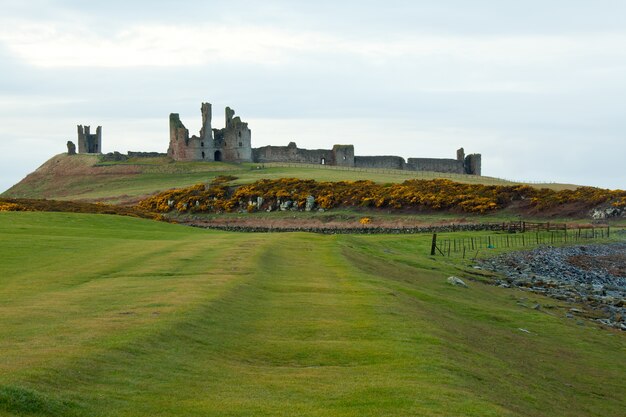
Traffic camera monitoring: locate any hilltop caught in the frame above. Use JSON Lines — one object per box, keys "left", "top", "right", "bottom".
{"left": 3, "top": 154, "right": 625, "bottom": 230}
{"left": 4, "top": 153, "right": 575, "bottom": 204}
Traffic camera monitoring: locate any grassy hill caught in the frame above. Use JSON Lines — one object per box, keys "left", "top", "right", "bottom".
{"left": 1, "top": 211, "right": 624, "bottom": 416}
{"left": 2, "top": 154, "right": 577, "bottom": 204}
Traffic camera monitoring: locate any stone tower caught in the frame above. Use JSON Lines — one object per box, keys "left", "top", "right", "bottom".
{"left": 167, "top": 102, "right": 252, "bottom": 162}
{"left": 77, "top": 125, "right": 102, "bottom": 154}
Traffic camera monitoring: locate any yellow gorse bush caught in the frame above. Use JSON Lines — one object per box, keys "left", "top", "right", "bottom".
{"left": 136, "top": 178, "right": 626, "bottom": 215}
{"left": 0, "top": 202, "right": 27, "bottom": 212}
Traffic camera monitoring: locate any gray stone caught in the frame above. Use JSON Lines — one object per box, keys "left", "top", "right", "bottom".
{"left": 447, "top": 276, "right": 468, "bottom": 288}
{"left": 590, "top": 207, "right": 623, "bottom": 220}
{"left": 67, "top": 141, "right": 76, "bottom": 155}
{"left": 305, "top": 195, "right": 315, "bottom": 211}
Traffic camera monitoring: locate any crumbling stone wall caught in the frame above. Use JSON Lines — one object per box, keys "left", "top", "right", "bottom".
{"left": 67, "top": 141, "right": 76, "bottom": 155}
{"left": 166, "top": 100, "right": 483, "bottom": 175}
{"left": 167, "top": 114, "right": 205, "bottom": 161}
{"left": 253, "top": 142, "right": 333, "bottom": 165}
{"left": 355, "top": 156, "right": 406, "bottom": 170}
{"left": 168, "top": 103, "right": 252, "bottom": 163}
{"left": 77, "top": 125, "right": 101, "bottom": 154}
{"left": 406, "top": 158, "right": 465, "bottom": 174}
{"left": 457, "top": 147, "right": 465, "bottom": 162}
{"left": 464, "top": 154, "right": 481, "bottom": 175}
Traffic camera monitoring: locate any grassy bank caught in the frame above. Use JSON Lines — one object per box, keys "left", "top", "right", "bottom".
{"left": 0, "top": 212, "right": 624, "bottom": 416}
{"left": 2, "top": 154, "right": 577, "bottom": 204}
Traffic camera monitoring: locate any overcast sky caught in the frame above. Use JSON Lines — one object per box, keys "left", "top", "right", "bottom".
{"left": 1, "top": 0, "right": 625, "bottom": 191}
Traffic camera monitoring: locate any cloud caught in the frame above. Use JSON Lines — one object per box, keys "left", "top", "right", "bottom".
{"left": 2, "top": 19, "right": 625, "bottom": 73}
{"left": 0, "top": 2, "right": 624, "bottom": 192}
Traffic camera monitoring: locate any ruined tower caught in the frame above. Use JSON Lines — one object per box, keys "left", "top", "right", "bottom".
{"left": 216, "top": 106, "right": 252, "bottom": 162}
{"left": 464, "top": 154, "right": 482, "bottom": 175}
{"left": 168, "top": 102, "right": 252, "bottom": 163}
{"left": 77, "top": 125, "right": 102, "bottom": 154}
{"left": 332, "top": 145, "right": 355, "bottom": 167}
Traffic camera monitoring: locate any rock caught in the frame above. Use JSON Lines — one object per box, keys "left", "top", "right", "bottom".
{"left": 256, "top": 196, "right": 264, "bottom": 208}
{"left": 590, "top": 207, "right": 623, "bottom": 219}
{"left": 279, "top": 200, "right": 292, "bottom": 211}
{"left": 67, "top": 141, "right": 77, "bottom": 155}
{"left": 447, "top": 276, "right": 468, "bottom": 288}
{"left": 518, "top": 328, "right": 531, "bottom": 334}
{"left": 305, "top": 195, "right": 315, "bottom": 211}
{"left": 480, "top": 242, "right": 626, "bottom": 331}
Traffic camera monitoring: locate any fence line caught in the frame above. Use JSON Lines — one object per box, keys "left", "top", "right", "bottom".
{"left": 258, "top": 162, "right": 564, "bottom": 186}
{"left": 260, "top": 163, "right": 501, "bottom": 183}
{"left": 430, "top": 226, "right": 613, "bottom": 258}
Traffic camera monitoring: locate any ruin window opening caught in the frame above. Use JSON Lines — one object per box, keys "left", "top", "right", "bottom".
{"left": 201, "top": 142, "right": 204, "bottom": 147}
{"left": 343, "top": 156, "right": 346, "bottom": 160}
{"left": 202, "top": 151, "right": 205, "bottom": 159}
{"left": 214, "top": 150, "right": 222, "bottom": 161}
{"left": 238, "top": 131, "right": 242, "bottom": 138}
{"left": 321, "top": 157, "right": 326, "bottom": 165}
{"left": 239, "top": 142, "right": 243, "bottom": 147}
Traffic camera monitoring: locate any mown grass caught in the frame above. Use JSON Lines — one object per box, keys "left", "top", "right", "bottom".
{"left": 0, "top": 212, "right": 624, "bottom": 416}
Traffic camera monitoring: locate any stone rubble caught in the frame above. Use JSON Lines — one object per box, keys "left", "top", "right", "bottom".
{"left": 480, "top": 242, "right": 626, "bottom": 330}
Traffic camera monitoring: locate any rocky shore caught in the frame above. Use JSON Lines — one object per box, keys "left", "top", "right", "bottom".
{"left": 480, "top": 241, "right": 626, "bottom": 330}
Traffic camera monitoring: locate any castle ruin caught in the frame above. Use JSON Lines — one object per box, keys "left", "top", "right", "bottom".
{"left": 76, "top": 125, "right": 102, "bottom": 154}
{"left": 168, "top": 104, "right": 251, "bottom": 162}
{"left": 168, "top": 102, "right": 481, "bottom": 175}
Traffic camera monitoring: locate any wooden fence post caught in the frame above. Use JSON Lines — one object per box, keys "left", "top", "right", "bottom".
{"left": 430, "top": 233, "right": 437, "bottom": 256}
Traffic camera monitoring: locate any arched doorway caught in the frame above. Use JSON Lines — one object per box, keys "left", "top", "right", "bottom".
{"left": 201, "top": 151, "right": 205, "bottom": 159}
{"left": 320, "top": 157, "right": 326, "bottom": 165}
{"left": 214, "top": 150, "right": 222, "bottom": 161}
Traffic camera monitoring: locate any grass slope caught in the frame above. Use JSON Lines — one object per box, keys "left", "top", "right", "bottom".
{"left": 2, "top": 154, "right": 576, "bottom": 204}
{"left": 0, "top": 212, "right": 624, "bottom": 416}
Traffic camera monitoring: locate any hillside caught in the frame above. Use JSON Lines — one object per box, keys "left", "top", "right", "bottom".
{"left": 1, "top": 211, "right": 625, "bottom": 417}
{"left": 2, "top": 154, "right": 576, "bottom": 205}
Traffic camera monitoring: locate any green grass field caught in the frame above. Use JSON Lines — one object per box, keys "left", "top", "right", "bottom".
{"left": 1, "top": 211, "right": 624, "bottom": 416}
{"left": 2, "top": 154, "right": 578, "bottom": 204}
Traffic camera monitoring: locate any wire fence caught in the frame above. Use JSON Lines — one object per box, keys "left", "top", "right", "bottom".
{"left": 259, "top": 162, "right": 566, "bottom": 186}
{"left": 431, "top": 226, "right": 614, "bottom": 259}
{"left": 259, "top": 163, "right": 502, "bottom": 183}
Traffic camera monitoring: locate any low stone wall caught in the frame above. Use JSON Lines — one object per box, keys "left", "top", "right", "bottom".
{"left": 406, "top": 158, "right": 464, "bottom": 174}
{"left": 355, "top": 155, "right": 406, "bottom": 170}
{"left": 253, "top": 144, "right": 333, "bottom": 165}
{"left": 100, "top": 151, "right": 168, "bottom": 162}
{"left": 188, "top": 222, "right": 505, "bottom": 234}
{"left": 127, "top": 151, "right": 168, "bottom": 158}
